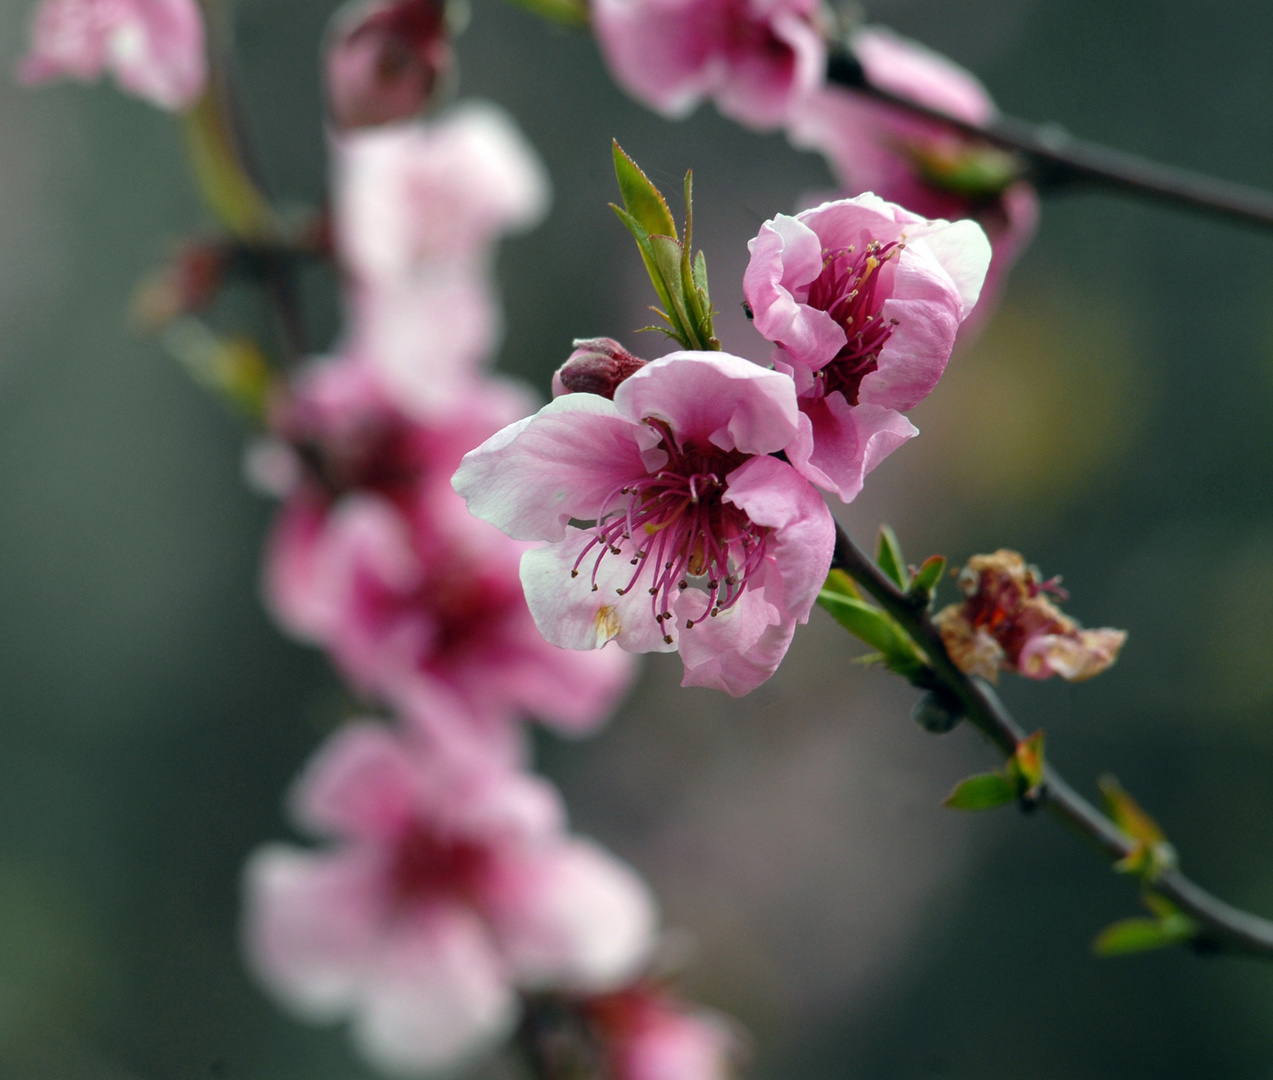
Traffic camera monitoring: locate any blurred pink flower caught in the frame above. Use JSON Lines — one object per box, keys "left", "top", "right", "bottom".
{"left": 325, "top": 0, "right": 451, "bottom": 131}
{"left": 587, "top": 986, "right": 743, "bottom": 1080}
{"left": 18, "top": 0, "right": 206, "bottom": 110}
{"left": 743, "top": 192, "right": 990, "bottom": 501}
{"left": 244, "top": 722, "right": 657, "bottom": 1075}
{"left": 591, "top": 0, "right": 825, "bottom": 130}
{"left": 263, "top": 356, "right": 636, "bottom": 756}
{"left": 453, "top": 351, "right": 835, "bottom": 696}
{"left": 332, "top": 100, "right": 550, "bottom": 418}
{"left": 787, "top": 27, "right": 1039, "bottom": 323}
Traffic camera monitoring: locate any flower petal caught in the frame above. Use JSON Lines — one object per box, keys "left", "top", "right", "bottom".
{"left": 454, "top": 395, "right": 648, "bottom": 542}
{"left": 289, "top": 722, "right": 423, "bottom": 841}
{"left": 613, "top": 351, "right": 800, "bottom": 456}
{"left": 488, "top": 839, "right": 658, "bottom": 991}
{"left": 241, "top": 845, "right": 383, "bottom": 1020}
{"left": 355, "top": 905, "right": 518, "bottom": 1076}
{"left": 520, "top": 529, "right": 677, "bottom": 655}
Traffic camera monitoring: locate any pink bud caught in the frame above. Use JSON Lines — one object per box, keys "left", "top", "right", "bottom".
{"left": 325, "top": 0, "right": 450, "bottom": 131}
{"left": 552, "top": 338, "right": 647, "bottom": 399}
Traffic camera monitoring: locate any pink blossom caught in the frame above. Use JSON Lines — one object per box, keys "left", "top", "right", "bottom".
{"left": 332, "top": 100, "right": 550, "bottom": 417}
{"left": 587, "top": 986, "right": 743, "bottom": 1080}
{"left": 243, "top": 722, "right": 657, "bottom": 1075}
{"left": 787, "top": 27, "right": 1038, "bottom": 322}
{"left": 263, "top": 356, "right": 635, "bottom": 755}
{"left": 591, "top": 0, "right": 826, "bottom": 130}
{"left": 18, "top": 0, "right": 206, "bottom": 111}
{"left": 743, "top": 192, "right": 990, "bottom": 501}
{"left": 453, "top": 351, "right": 835, "bottom": 696}
{"left": 325, "top": 0, "right": 451, "bottom": 131}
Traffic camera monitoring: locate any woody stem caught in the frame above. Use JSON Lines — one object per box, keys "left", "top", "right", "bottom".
{"left": 829, "top": 522, "right": 1273, "bottom": 957}
{"left": 826, "top": 49, "right": 1273, "bottom": 232}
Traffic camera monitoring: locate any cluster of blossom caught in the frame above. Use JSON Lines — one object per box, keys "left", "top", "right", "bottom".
{"left": 16, "top": 0, "right": 746, "bottom": 1074}
{"left": 247, "top": 77, "right": 737, "bottom": 1080}
{"left": 934, "top": 550, "right": 1127, "bottom": 683}
{"left": 455, "top": 191, "right": 992, "bottom": 693}
{"left": 591, "top": 0, "right": 1038, "bottom": 322}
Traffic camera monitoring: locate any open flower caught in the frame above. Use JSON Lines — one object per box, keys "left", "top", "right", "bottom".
{"left": 933, "top": 549, "right": 1127, "bottom": 683}
{"left": 18, "top": 0, "right": 206, "bottom": 110}
{"left": 743, "top": 193, "right": 990, "bottom": 502}
{"left": 262, "top": 355, "right": 635, "bottom": 756}
{"left": 332, "top": 100, "right": 550, "bottom": 418}
{"left": 243, "top": 721, "right": 657, "bottom": 1076}
{"left": 591, "top": 0, "right": 825, "bottom": 130}
{"left": 453, "top": 351, "right": 835, "bottom": 696}
{"left": 787, "top": 26, "right": 1038, "bottom": 325}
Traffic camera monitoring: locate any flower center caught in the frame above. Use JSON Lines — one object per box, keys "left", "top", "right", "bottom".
{"left": 804, "top": 240, "right": 903, "bottom": 405}
{"left": 389, "top": 820, "right": 492, "bottom": 908}
{"left": 571, "top": 420, "right": 770, "bottom": 642}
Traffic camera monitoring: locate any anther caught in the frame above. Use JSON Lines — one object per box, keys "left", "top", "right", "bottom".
{"left": 663, "top": 634, "right": 673, "bottom": 644}
{"left": 571, "top": 570, "right": 579, "bottom": 578}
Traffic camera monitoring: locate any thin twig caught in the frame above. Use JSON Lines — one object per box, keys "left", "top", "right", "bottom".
{"left": 829, "top": 523, "right": 1273, "bottom": 957}
{"left": 825, "top": 50, "right": 1273, "bottom": 232}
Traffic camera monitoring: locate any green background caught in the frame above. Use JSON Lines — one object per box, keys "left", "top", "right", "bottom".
{"left": 1, "top": 0, "right": 1272, "bottom": 1076}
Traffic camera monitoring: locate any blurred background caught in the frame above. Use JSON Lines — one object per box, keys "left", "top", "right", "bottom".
{"left": 3, "top": 0, "right": 1273, "bottom": 1076}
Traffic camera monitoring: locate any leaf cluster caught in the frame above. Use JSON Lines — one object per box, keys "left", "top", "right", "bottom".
{"left": 611, "top": 142, "right": 720, "bottom": 352}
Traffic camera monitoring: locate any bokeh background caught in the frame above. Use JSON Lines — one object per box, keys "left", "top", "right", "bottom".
{"left": 3, "top": 0, "right": 1273, "bottom": 1076}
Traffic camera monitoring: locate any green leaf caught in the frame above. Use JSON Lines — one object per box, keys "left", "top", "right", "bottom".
{"left": 909, "top": 555, "right": 946, "bottom": 600}
{"left": 647, "top": 234, "right": 697, "bottom": 347}
{"left": 612, "top": 142, "right": 677, "bottom": 241}
{"left": 876, "top": 526, "right": 909, "bottom": 589}
{"left": 692, "top": 249, "right": 710, "bottom": 296}
{"left": 610, "top": 205, "right": 677, "bottom": 323}
{"left": 816, "top": 590, "right": 928, "bottom": 679}
{"left": 499, "top": 0, "right": 589, "bottom": 24}
{"left": 943, "top": 772, "right": 1018, "bottom": 811}
{"left": 821, "top": 568, "right": 861, "bottom": 599}
{"left": 1093, "top": 914, "right": 1197, "bottom": 957}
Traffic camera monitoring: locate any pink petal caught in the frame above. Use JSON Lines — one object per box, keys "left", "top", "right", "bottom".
{"left": 241, "top": 845, "right": 383, "bottom": 1020}
{"left": 743, "top": 215, "right": 846, "bottom": 369}
{"left": 785, "top": 395, "right": 917, "bottom": 502}
{"left": 721, "top": 454, "right": 834, "bottom": 621}
{"left": 19, "top": 0, "right": 207, "bottom": 110}
{"left": 613, "top": 351, "right": 800, "bottom": 456}
{"left": 334, "top": 101, "right": 549, "bottom": 280}
{"left": 519, "top": 529, "right": 677, "bottom": 654}
{"left": 288, "top": 722, "right": 423, "bottom": 841}
{"left": 355, "top": 905, "right": 518, "bottom": 1075}
{"left": 676, "top": 581, "right": 793, "bottom": 696}
{"left": 487, "top": 839, "right": 658, "bottom": 991}
{"left": 854, "top": 26, "right": 995, "bottom": 125}
{"left": 453, "top": 394, "right": 649, "bottom": 542}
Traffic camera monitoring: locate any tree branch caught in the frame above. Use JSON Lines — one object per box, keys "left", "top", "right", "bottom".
{"left": 829, "top": 522, "right": 1273, "bottom": 957}
{"left": 825, "top": 50, "right": 1273, "bottom": 232}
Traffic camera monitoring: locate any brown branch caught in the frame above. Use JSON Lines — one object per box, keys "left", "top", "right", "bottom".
{"left": 830, "top": 522, "right": 1273, "bottom": 957}
{"left": 826, "top": 50, "right": 1273, "bottom": 232}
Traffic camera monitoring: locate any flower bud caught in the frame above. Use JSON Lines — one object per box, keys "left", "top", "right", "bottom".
{"left": 551, "top": 338, "right": 646, "bottom": 399}
{"left": 324, "top": 0, "right": 451, "bottom": 131}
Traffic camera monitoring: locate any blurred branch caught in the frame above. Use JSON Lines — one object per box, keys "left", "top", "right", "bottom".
{"left": 516, "top": 995, "right": 608, "bottom": 1080}
{"left": 180, "top": 0, "right": 310, "bottom": 364}
{"left": 826, "top": 49, "right": 1273, "bottom": 232}
{"left": 829, "top": 522, "right": 1273, "bottom": 958}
